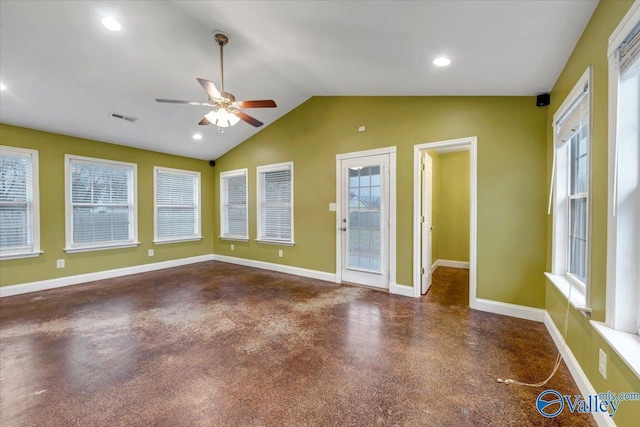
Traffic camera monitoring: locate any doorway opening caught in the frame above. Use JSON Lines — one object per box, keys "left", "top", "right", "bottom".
{"left": 413, "top": 137, "right": 477, "bottom": 307}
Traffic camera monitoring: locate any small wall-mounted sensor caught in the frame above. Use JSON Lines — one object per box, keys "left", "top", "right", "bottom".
{"left": 358, "top": 126, "right": 366, "bottom": 132}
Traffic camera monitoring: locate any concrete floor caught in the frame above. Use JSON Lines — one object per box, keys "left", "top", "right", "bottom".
{"left": 0, "top": 262, "right": 595, "bottom": 426}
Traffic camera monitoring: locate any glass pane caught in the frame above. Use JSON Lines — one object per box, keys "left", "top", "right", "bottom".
{"left": 569, "top": 197, "right": 587, "bottom": 282}
{"left": 359, "top": 167, "right": 371, "bottom": 186}
{"left": 347, "top": 164, "right": 382, "bottom": 273}
{"left": 570, "top": 127, "right": 588, "bottom": 195}
{"left": 577, "top": 155, "right": 587, "bottom": 194}
{"left": 0, "top": 205, "right": 30, "bottom": 247}
{"left": 371, "top": 186, "right": 381, "bottom": 208}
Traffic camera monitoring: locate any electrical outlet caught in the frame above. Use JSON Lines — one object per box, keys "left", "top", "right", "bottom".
{"left": 56, "top": 259, "right": 65, "bottom": 269}
{"left": 278, "top": 249, "right": 283, "bottom": 258}
{"left": 148, "top": 249, "right": 154, "bottom": 257}
{"left": 231, "top": 244, "right": 235, "bottom": 251}
{"left": 598, "top": 348, "right": 607, "bottom": 379}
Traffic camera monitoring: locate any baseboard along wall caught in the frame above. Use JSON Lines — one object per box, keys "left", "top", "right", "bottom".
{"left": 0, "top": 254, "right": 214, "bottom": 297}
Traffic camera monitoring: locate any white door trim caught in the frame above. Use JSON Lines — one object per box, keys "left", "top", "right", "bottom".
{"left": 335, "top": 147, "right": 397, "bottom": 289}
{"left": 412, "top": 137, "right": 478, "bottom": 307}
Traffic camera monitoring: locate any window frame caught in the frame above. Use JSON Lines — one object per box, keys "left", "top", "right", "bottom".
{"left": 547, "top": 66, "right": 593, "bottom": 311}
{"left": 256, "top": 161, "right": 294, "bottom": 246}
{"left": 0, "top": 145, "right": 41, "bottom": 260}
{"left": 64, "top": 154, "right": 139, "bottom": 253}
{"left": 219, "top": 168, "right": 249, "bottom": 242}
{"left": 606, "top": 1, "right": 640, "bottom": 337}
{"left": 153, "top": 166, "right": 202, "bottom": 244}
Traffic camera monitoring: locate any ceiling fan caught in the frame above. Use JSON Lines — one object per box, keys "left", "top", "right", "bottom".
{"left": 156, "top": 32, "right": 276, "bottom": 128}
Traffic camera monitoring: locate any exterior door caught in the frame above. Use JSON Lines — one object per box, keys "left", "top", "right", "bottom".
{"left": 339, "top": 154, "right": 390, "bottom": 289}
{"left": 421, "top": 152, "right": 433, "bottom": 294}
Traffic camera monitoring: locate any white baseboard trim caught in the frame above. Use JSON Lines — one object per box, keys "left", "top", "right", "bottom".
{"left": 430, "top": 260, "right": 439, "bottom": 274}
{"left": 212, "top": 254, "right": 336, "bottom": 283}
{"left": 389, "top": 282, "right": 415, "bottom": 298}
{"left": 544, "top": 312, "right": 615, "bottom": 427}
{"left": 437, "top": 259, "right": 470, "bottom": 269}
{"left": 0, "top": 254, "right": 215, "bottom": 298}
{"left": 473, "top": 298, "right": 545, "bottom": 322}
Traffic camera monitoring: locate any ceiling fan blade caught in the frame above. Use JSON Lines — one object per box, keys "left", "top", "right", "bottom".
{"left": 236, "top": 111, "right": 263, "bottom": 127}
{"left": 237, "top": 100, "right": 277, "bottom": 109}
{"left": 196, "top": 78, "right": 220, "bottom": 99}
{"left": 198, "top": 117, "right": 212, "bottom": 126}
{"left": 156, "top": 99, "right": 209, "bottom": 106}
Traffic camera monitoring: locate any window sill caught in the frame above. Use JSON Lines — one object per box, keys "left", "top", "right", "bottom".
{"left": 256, "top": 239, "right": 295, "bottom": 247}
{"left": 153, "top": 237, "right": 203, "bottom": 245}
{"left": 544, "top": 272, "right": 591, "bottom": 316}
{"left": 591, "top": 321, "right": 640, "bottom": 379}
{"left": 219, "top": 236, "right": 249, "bottom": 242}
{"left": 64, "top": 242, "right": 140, "bottom": 253}
{"left": 0, "top": 250, "right": 43, "bottom": 261}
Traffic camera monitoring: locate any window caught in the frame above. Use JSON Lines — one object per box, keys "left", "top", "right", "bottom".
{"left": 568, "top": 121, "right": 588, "bottom": 284}
{"left": 154, "top": 167, "right": 201, "bottom": 243}
{"left": 0, "top": 146, "right": 40, "bottom": 259}
{"left": 220, "top": 169, "right": 248, "bottom": 241}
{"left": 606, "top": 6, "right": 640, "bottom": 337}
{"left": 65, "top": 155, "right": 138, "bottom": 252}
{"left": 257, "top": 162, "right": 294, "bottom": 245}
{"left": 547, "top": 67, "right": 592, "bottom": 308}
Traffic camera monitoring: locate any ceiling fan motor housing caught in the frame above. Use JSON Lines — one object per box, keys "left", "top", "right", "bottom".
{"left": 220, "top": 91, "right": 235, "bottom": 102}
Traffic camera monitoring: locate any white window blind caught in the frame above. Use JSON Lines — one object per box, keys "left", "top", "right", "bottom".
{"left": 220, "top": 169, "right": 248, "bottom": 240}
{"left": 0, "top": 146, "right": 40, "bottom": 258}
{"left": 154, "top": 167, "right": 201, "bottom": 242}
{"left": 257, "top": 162, "right": 293, "bottom": 244}
{"left": 619, "top": 23, "right": 640, "bottom": 79}
{"left": 66, "top": 155, "right": 137, "bottom": 251}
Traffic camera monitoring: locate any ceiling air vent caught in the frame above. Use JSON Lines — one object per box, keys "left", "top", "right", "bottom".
{"left": 108, "top": 111, "right": 138, "bottom": 123}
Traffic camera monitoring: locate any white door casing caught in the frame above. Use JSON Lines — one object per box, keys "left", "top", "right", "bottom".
{"left": 338, "top": 153, "right": 390, "bottom": 289}
{"left": 421, "top": 152, "right": 433, "bottom": 294}
{"left": 336, "top": 147, "right": 396, "bottom": 292}
{"left": 412, "top": 137, "right": 477, "bottom": 304}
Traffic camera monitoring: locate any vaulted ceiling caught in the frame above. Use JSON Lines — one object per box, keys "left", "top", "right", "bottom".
{"left": 0, "top": 1, "right": 598, "bottom": 160}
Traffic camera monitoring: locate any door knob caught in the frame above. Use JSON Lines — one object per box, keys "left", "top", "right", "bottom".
{"left": 340, "top": 227, "right": 347, "bottom": 231}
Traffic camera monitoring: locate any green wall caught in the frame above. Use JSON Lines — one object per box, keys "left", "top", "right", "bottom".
{"left": 0, "top": 124, "right": 214, "bottom": 286}
{"left": 436, "top": 151, "right": 470, "bottom": 263}
{"left": 545, "top": 0, "right": 640, "bottom": 425}
{"left": 214, "top": 96, "right": 548, "bottom": 307}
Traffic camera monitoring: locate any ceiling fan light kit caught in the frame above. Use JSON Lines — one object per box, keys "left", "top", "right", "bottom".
{"left": 155, "top": 31, "right": 276, "bottom": 130}
{"left": 205, "top": 108, "right": 240, "bottom": 127}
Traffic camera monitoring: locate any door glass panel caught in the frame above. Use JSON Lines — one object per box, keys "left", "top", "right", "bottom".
{"left": 347, "top": 165, "right": 382, "bottom": 273}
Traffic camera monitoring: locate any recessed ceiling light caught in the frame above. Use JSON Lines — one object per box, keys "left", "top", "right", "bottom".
{"left": 192, "top": 133, "right": 203, "bottom": 140}
{"left": 0, "top": 83, "right": 6, "bottom": 91}
{"left": 433, "top": 57, "right": 451, "bottom": 67}
{"left": 102, "top": 16, "right": 122, "bottom": 32}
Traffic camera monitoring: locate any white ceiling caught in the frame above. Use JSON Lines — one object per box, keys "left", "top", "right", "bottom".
{"left": 0, "top": 0, "right": 598, "bottom": 160}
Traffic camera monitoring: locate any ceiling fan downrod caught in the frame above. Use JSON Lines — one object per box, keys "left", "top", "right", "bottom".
{"left": 214, "top": 33, "right": 228, "bottom": 95}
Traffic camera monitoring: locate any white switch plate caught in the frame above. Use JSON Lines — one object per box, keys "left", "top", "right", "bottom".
{"left": 56, "top": 259, "right": 65, "bottom": 268}
{"left": 148, "top": 249, "right": 154, "bottom": 257}
{"left": 329, "top": 202, "right": 337, "bottom": 211}
{"left": 278, "top": 249, "right": 283, "bottom": 257}
{"left": 231, "top": 244, "right": 235, "bottom": 251}
{"left": 598, "top": 348, "right": 607, "bottom": 379}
